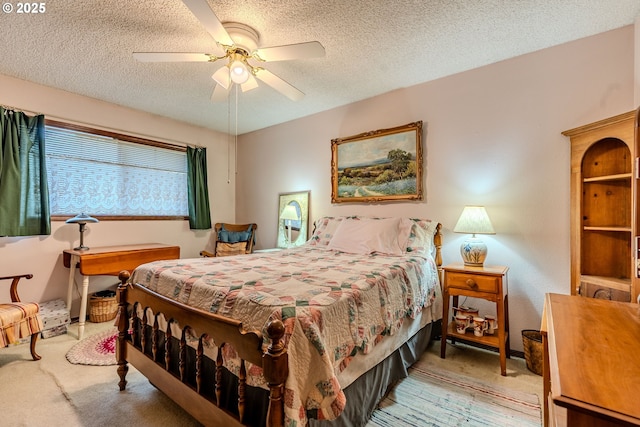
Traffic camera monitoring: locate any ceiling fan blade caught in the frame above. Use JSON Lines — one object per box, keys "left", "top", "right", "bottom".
{"left": 133, "top": 52, "right": 211, "bottom": 62}
{"left": 211, "top": 84, "right": 230, "bottom": 102}
{"left": 211, "top": 66, "right": 230, "bottom": 90}
{"left": 255, "top": 41, "right": 325, "bottom": 62}
{"left": 254, "top": 69, "right": 304, "bottom": 101}
{"left": 241, "top": 74, "right": 259, "bottom": 92}
{"left": 182, "top": 0, "right": 233, "bottom": 47}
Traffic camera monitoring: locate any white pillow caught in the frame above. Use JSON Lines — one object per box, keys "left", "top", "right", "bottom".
{"left": 327, "top": 217, "right": 411, "bottom": 256}
{"left": 406, "top": 219, "right": 438, "bottom": 255}
{"left": 308, "top": 216, "right": 345, "bottom": 246}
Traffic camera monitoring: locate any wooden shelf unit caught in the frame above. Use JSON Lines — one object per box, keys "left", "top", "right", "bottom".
{"left": 562, "top": 111, "right": 638, "bottom": 302}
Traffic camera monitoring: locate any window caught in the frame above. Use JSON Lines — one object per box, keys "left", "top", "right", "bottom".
{"left": 45, "top": 121, "right": 188, "bottom": 219}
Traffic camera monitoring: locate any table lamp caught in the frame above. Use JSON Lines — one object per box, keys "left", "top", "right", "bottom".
{"left": 66, "top": 213, "right": 99, "bottom": 250}
{"left": 453, "top": 206, "right": 495, "bottom": 266}
{"left": 280, "top": 205, "right": 300, "bottom": 247}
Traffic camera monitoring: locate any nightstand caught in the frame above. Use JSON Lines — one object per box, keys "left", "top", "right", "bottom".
{"left": 440, "top": 263, "right": 510, "bottom": 376}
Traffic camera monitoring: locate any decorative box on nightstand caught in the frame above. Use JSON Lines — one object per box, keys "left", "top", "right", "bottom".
{"left": 440, "top": 263, "right": 510, "bottom": 376}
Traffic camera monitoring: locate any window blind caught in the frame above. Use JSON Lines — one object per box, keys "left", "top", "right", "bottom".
{"left": 45, "top": 125, "right": 188, "bottom": 217}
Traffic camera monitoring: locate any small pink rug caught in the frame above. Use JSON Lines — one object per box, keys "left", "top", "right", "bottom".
{"left": 66, "top": 328, "right": 118, "bottom": 366}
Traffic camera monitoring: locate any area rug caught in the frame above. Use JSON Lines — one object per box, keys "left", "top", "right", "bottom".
{"left": 66, "top": 328, "right": 118, "bottom": 366}
{"left": 366, "top": 359, "right": 541, "bottom": 427}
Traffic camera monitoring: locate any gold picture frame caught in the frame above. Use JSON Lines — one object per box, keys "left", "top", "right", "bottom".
{"left": 331, "top": 121, "right": 423, "bottom": 203}
{"left": 277, "top": 191, "right": 310, "bottom": 248}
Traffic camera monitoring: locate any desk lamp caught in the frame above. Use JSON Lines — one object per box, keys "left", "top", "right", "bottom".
{"left": 66, "top": 213, "right": 99, "bottom": 250}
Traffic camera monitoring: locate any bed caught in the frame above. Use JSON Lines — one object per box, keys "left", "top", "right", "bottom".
{"left": 115, "top": 216, "right": 443, "bottom": 427}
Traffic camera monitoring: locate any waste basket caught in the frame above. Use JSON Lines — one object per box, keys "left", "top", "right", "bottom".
{"left": 521, "top": 329, "right": 543, "bottom": 376}
{"left": 89, "top": 289, "right": 118, "bottom": 322}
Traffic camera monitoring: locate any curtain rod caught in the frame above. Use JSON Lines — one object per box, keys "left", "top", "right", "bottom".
{"left": 1, "top": 104, "right": 43, "bottom": 116}
{"left": 1, "top": 103, "right": 205, "bottom": 149}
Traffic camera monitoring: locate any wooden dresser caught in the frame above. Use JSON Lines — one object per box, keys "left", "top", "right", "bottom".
{"left": 541, "top": 293, "right": 640, "bottom": 426}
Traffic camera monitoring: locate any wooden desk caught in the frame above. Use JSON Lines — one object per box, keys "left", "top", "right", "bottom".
{"left": 63, "top": 243, "right": 180, "bottom": 339}
{"left": 542, "top": 293, "right": 640, "bottom": 426}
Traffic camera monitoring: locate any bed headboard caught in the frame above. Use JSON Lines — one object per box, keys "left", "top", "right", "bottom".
{"left": 434, "top": 223, "right": 443, "bottom": 283}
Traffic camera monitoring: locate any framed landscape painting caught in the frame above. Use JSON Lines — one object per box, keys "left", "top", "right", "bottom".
{"left": 331, "top": 121, "right": 423, "bottom": 203}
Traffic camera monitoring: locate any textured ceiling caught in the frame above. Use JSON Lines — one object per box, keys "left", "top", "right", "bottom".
{"left": 1, "top": 0, "right": 639, "bottom": 134}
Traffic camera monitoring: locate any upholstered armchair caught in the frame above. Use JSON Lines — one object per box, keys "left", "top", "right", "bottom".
{"left": 0, "top": 274, "right": 43, "bottom": 360}
{"left": 201, "top": 223, "right": 258, "bottom": 257}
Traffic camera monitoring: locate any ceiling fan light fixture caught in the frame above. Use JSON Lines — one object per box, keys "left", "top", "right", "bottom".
{"left": 211, "top": 66, "right": 230, "bottom": 89}
{"left": 230, "top": 59, "right": 249, "bottom": 84}
{"left": 136, "top": 2, "right": 324, "bottom": 103}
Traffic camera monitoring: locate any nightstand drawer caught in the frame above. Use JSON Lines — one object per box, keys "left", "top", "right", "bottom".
{"left": 446, "top": 272, "right": 498, "bottom": 293}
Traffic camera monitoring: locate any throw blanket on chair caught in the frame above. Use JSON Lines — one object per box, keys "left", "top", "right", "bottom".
{"left": 0, "top": 302, "right": 43, "bottom": 347}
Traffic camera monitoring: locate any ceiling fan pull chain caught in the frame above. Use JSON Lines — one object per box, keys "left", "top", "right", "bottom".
{"left": 235, "top": 84, "right": 239, "bottom": 176}
{"left": 227, "top": 86, "right": 232, "bottom": 184}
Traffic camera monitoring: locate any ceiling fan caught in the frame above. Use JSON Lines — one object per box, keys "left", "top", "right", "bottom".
{"left": 133, "top": 0, "right": 325, "bottom": 102}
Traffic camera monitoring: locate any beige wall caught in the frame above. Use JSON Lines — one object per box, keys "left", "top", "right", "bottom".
{"left": 236, "top": 26, "right": 635, "bottom": 351}
{"left": 0, "top": 75, "right": 235, "bottom": 316}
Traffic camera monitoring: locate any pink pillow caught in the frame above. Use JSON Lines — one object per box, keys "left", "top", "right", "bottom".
{"left": 327, "top": 217, "right": 411, "bottom": 256}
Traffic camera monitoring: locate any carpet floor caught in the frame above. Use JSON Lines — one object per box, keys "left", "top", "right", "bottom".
{"left": 0, "top": 321, "right": 543, "bottom": 426}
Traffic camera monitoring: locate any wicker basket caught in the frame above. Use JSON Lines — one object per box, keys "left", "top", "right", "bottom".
{"left": 522, "top": 329, "right": 543, "bottom": 376}
{"left": 89, "top": 290, "right": 118, "bottom": 322}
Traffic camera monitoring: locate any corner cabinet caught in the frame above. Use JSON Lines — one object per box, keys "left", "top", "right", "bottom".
{"left": 563, "top": 110, "right": 639, "bottom": 303}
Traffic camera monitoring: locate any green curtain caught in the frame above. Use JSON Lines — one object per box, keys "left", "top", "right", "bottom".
{"left": 0, "top": 107, "right": 50, "bottom": 236}
{"left": 186, "top": 146, "right": 211, "bottom": 230}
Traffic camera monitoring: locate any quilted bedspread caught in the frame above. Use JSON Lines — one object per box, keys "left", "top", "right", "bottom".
{"left": 130, "top": 245, "right": 440, "bottom": 426}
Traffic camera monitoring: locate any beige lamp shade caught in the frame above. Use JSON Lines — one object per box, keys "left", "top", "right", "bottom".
{"left": 280, "top": 205, "right": 300, "bottom": 247}
{"left": 453, "top": 206, "right": 494, "bottom": 266}
{"left": 453, "top": 206, "right": 495, "bottom": 235}
{"left": 280, "top": 205, "right": 299, "bottom": 221}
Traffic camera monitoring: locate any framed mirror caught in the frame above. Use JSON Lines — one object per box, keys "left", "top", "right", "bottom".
{"left": 277, "top": 191, "right": 310, "bottom": 248}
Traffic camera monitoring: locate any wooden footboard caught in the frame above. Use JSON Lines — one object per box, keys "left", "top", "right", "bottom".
{"left": 116, "top": 271, "right": 287, "bottom": 427}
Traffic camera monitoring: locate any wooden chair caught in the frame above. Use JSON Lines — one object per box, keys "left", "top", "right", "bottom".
{"left": 0, "top": 274, "right": 43, "bottom": 360}
{"left": 200, "top": 223, "right": 258, "bottom": 257}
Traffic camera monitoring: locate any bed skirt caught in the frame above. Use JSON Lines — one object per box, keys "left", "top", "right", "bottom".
{"left": 134, "top": 318, "right": 439, "bottom": 427}
{"left": 310, "top": 319, "right": 440, "bottom": 427}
